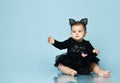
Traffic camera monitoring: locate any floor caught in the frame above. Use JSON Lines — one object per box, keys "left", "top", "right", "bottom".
{"left": 0, "top": 59, "right": 119, "bottom": 83}
{"left": 0, "top": 71, "right": 118, "bottom": 83}
{"left": 54, "top": 73, "right": 116, "bottom": 83}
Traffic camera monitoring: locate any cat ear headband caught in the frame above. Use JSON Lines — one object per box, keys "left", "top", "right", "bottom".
{"left": 69, "top": 18, "right": 88, "bottom": 27}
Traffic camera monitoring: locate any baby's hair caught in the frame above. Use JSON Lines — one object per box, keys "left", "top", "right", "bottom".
{"left": 70, "top": 22, "right": 87, "bottom": 31}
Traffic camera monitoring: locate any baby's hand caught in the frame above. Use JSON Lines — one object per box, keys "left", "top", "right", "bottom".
{"left": 92, "top": 48, "right": 99, "bottom": 55}
{"left": 48, "top": 36, "right": 55, "bottom": 44}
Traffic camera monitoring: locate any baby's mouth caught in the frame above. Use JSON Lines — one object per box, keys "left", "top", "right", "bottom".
{"left": 75, "top": 36, "right": 79, "bottom": 37}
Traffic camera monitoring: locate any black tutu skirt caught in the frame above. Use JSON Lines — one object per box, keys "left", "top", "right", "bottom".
{"left": 54, "top": 52, "right": 100, "bottom": 75}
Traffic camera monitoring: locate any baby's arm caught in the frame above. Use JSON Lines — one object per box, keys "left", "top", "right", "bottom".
{"left": 93, "top": 48, "right": 100, "bottom": 55}
{"left": 48, "top": 36, "right": 55, "bottom": 44}
{"left": 48, "top": 36, "right": 69, "bottom": 50}
{"left": 87, "top": 41, "right": 100, "bottom": 55}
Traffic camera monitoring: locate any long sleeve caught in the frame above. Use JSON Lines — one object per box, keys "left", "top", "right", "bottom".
{"left": 86, "top": 41, "right": 98, "bottom": 56}
{"left": 52, "top": 39, "right": 70, "bottom": 50}
{"left": 87, "top": 41, "right": 94, "bottom": 51}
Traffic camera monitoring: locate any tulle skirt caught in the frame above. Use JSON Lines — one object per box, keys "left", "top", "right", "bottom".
{"left": 54, "top": 52, "right": 100, "bottom": 75}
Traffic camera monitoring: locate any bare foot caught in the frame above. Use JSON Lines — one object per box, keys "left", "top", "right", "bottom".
{"left": 70, "top": 70, "right": 77, "bottom": 77}
{"left": 98, "top": 70, "right": 110, "bottom": 78}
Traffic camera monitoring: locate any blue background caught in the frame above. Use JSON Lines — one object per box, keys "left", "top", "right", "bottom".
{"left": 0, "top": 0, "right": 120, "bottom": 83}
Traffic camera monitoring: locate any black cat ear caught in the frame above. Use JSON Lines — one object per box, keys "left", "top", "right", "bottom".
{"left": 69, "top": 19, "right": 76, "bottom": 27}
{"left": 80, "top": 18, "right": 88, "bottom": 26}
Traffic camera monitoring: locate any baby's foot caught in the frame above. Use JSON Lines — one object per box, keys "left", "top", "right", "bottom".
{"left": 70, "top": 70, "right": 77, "bottom": 77}
{"left": 98, "top": 70, "right": 110, "bottom": 78}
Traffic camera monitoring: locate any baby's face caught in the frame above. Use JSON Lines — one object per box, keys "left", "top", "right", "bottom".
{"left": 71, "top": 24, "right": 87, "bottom": 42}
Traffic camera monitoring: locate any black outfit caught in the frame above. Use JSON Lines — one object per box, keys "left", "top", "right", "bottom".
{"left": 53, "top": 37, "right": 100, "bottom": 75}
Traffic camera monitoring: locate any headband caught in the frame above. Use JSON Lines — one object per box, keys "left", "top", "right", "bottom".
{"left": 69, "top": 18, "right": 88, "bottom": 27}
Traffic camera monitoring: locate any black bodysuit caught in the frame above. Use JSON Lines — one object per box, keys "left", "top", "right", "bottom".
{"left": 53, "top": 37, "right": 100, "bottom": 74}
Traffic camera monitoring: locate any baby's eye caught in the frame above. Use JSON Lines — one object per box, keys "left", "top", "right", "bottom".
{"left": 79, "top": 31, "right": 82, "bottom": 32}
{"left": 72, "top": 31, "right": 76, "bottom": 33}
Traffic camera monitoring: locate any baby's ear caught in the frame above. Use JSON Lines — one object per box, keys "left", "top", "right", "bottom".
{"left": 69, "top": 19, "right": 76, "bottom": 27}
{"left": 80, "top": 18, "right": 88, "bottom": 26}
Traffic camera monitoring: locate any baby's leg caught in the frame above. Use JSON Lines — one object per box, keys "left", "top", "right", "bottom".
{"left": 91, "top": 63, "right": 110, "bottom": 78}
{"left": 58, "top": 64, "right": 77, "bottom": 77}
